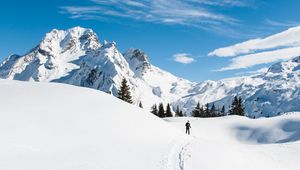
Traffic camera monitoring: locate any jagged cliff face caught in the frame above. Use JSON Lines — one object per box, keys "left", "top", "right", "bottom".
{"left": 1, "top": 26, "right": 300, "bottom": 117}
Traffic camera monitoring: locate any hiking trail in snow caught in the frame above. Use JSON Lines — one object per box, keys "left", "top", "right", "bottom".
{"left": 161, "top": 135, "right": 194, "bottom": 170}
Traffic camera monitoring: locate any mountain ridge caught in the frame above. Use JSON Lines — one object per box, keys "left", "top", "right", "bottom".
{"left": 1, "top": 26, "right": 300, "bottom": 117}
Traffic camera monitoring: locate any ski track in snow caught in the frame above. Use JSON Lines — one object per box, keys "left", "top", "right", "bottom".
{"left": 163, "top": 135, "right": 193, "bottom": 170}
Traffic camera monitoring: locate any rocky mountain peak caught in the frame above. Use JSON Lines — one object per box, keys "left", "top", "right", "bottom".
{"left": 39, "top": 27, "right": 100, "bottom": 55}
{"left": 124, "top": 49, "right": 151, "bottom": 76}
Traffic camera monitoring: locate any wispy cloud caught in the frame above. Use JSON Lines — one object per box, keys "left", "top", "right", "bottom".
{"left": 60, "top": 0, "right": 252, "bottom": 35}
{"left": 235, "top": 67, "right": 268, "bottom": 76}
{"left": 209, "top": 25, "right": 300, "bottom": 71}
{"left": 216, "top": 46, "right": 300, "bottom": 71}
{"left": 192, "top": 0, "right": 253, "bottom": 7}
{"left": 209, "top": 25, "right": 300, "bottom": 57}
{"left": 266, "top": 19, "right": 300, "bottom": 28}
{"left": 173, "top": 53, "right": 196, "bottom": 64}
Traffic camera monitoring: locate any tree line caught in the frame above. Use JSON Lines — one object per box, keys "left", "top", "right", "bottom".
{"left": 191, "top": 95, "right": 245, "bottom": 117}
{"left": 150, "top": 103, "right": 174, "bottom": 118}
{"left": 117, "top": 78, "right": 245, "bottom": 117}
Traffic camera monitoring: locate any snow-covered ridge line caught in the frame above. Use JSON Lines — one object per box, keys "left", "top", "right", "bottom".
{"left": 1, "top": 26, "right": 300, "bottom": 117}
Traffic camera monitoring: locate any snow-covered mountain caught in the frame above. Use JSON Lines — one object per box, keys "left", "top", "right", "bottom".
{"left": 0, "top": 27, "right": 195, "bottom": 111}
{"left": 177, "top": 57, "right": 300, "bottom": 117}
{"left": 1, "top": 26, "right": 300, "bottom": 117}
{"left": 0, "top": 27, "right": 100, "bottom": 82}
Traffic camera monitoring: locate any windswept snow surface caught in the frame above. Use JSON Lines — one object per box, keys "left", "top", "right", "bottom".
{"left": 165, "top": 115, "right": 300, "bottom": 170}
{"left": 0, "top": 80, "right": 183, "bottom": 170}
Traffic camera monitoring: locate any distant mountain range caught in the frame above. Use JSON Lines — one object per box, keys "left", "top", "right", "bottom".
{"left": 1, "top": 26, "right": 300, "bottom": 117}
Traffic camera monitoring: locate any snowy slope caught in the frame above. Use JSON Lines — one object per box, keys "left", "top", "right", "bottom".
{"left": 0, "top": 79, "right": 183, "bottom": 170}
{"left": 165, "top": 115, "right": 300, "bottom": 170}
{"left": 0, "top": 79, "right": 299, "bottom": 170}
{"left": 1, "top": 26, "right": 300, "bottom": 117}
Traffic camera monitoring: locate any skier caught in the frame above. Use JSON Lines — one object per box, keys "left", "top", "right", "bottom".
{"left": 185, "top": 120, "right": 191, "bottom": 135}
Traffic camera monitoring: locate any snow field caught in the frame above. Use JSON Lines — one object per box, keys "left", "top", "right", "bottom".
{"left": 1, "top": 80, "right": 299, "bottom": 170}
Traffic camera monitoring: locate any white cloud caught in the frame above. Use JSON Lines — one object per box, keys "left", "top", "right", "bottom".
{"left": 173, "top": 53, "right": 196, "bottom": 64}
{"left": 208, "top": 25, "right": 300, "bottom": 71}
{"left": 209, "top": 25, "right": 300, "bottom": 57}
{"left": 192, "top": 0, "right": 252, "bottom": 7}
{"left": 266, "top": 19, "right": 300, "bottom": 27}
{"left": 60, "top": 0, "right": 252, "bottom": 34}
{"left": 217, "top": 46, "right": 300, "bottom": 71}
{"left": 235, "top": 67, "right": 268, "bottom": 76}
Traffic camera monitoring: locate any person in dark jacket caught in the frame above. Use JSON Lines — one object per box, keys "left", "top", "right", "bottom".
{"left": 185, "top": 120, "right": 191, "bottom": 135}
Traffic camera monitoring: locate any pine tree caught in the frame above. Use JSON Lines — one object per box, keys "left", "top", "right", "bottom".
{"left": 237, "top": 96, "right": 245, "bottom": 116}
{"left": 158, "top": 103, "right": 165, "bottom": 118}
{"left": 229, "top": 96, "right": 238, "bottom": 115}
{"left": 229, "top": 95, "right": 245, "bottom": 116}
{"left": 192, "top": 102, "right": 201, "bottom": 117}
{"left": 151, "top": 104, "right": 158, "bottom": 116}
{"left": 117, "top": 78, "right": 132, "bottom": 104}
{"left": 221, "top": 105, "right": 225, "bottom": 115}
{"left": 165, "top": 103, "right": 173, "bottom": 117}
{"left": 199, "top": 105, "right": 206, "bottom": 117}
{"left": 205, "top": 103, "right": 210, "bottom": 117}
{"left": 210, "top": 103, "right": 216, "bottom": 117}
{"left": 139, "top": 101, "right": 143, "bottom": 108}
{"left": 175, "top": 106, "right": 184, "bottom": 117}
{"left": 179, "top": 110, "right": 184, "bottom": 117}
{"left": 175, "top": 106, "right": 181, "bottom": 117}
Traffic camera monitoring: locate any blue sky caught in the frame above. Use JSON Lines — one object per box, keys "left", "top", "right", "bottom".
{"left": 1, "top": 0, "right": 300, "bottom": 82}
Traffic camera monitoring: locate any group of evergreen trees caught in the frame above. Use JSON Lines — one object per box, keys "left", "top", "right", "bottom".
{"left": 150, "top": 103, "right": 173, "bottom": 118}
{"left": 191, "top": 102, "right": 225, "bottom": 117}
{"left": 117, "top": 78, "right": 245, "bottom": 118}
{"left": 175, "top": 106, "right": 184, "bottom": 117}
{"left": 191, "top": 95, "right": 245, "bottom": 117}
{"left": 229, "top": 96, "right": 245, "bottom": 116}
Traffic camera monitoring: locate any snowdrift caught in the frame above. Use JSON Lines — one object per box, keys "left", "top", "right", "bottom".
{"left": 233, "top": 114, "right": 300, "bottom": 144}
{"left": 0, "top": 80, "right": 182, "bottom": 170}
{"left": 166, "top": 115, "right": 300, "bottom": 170}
